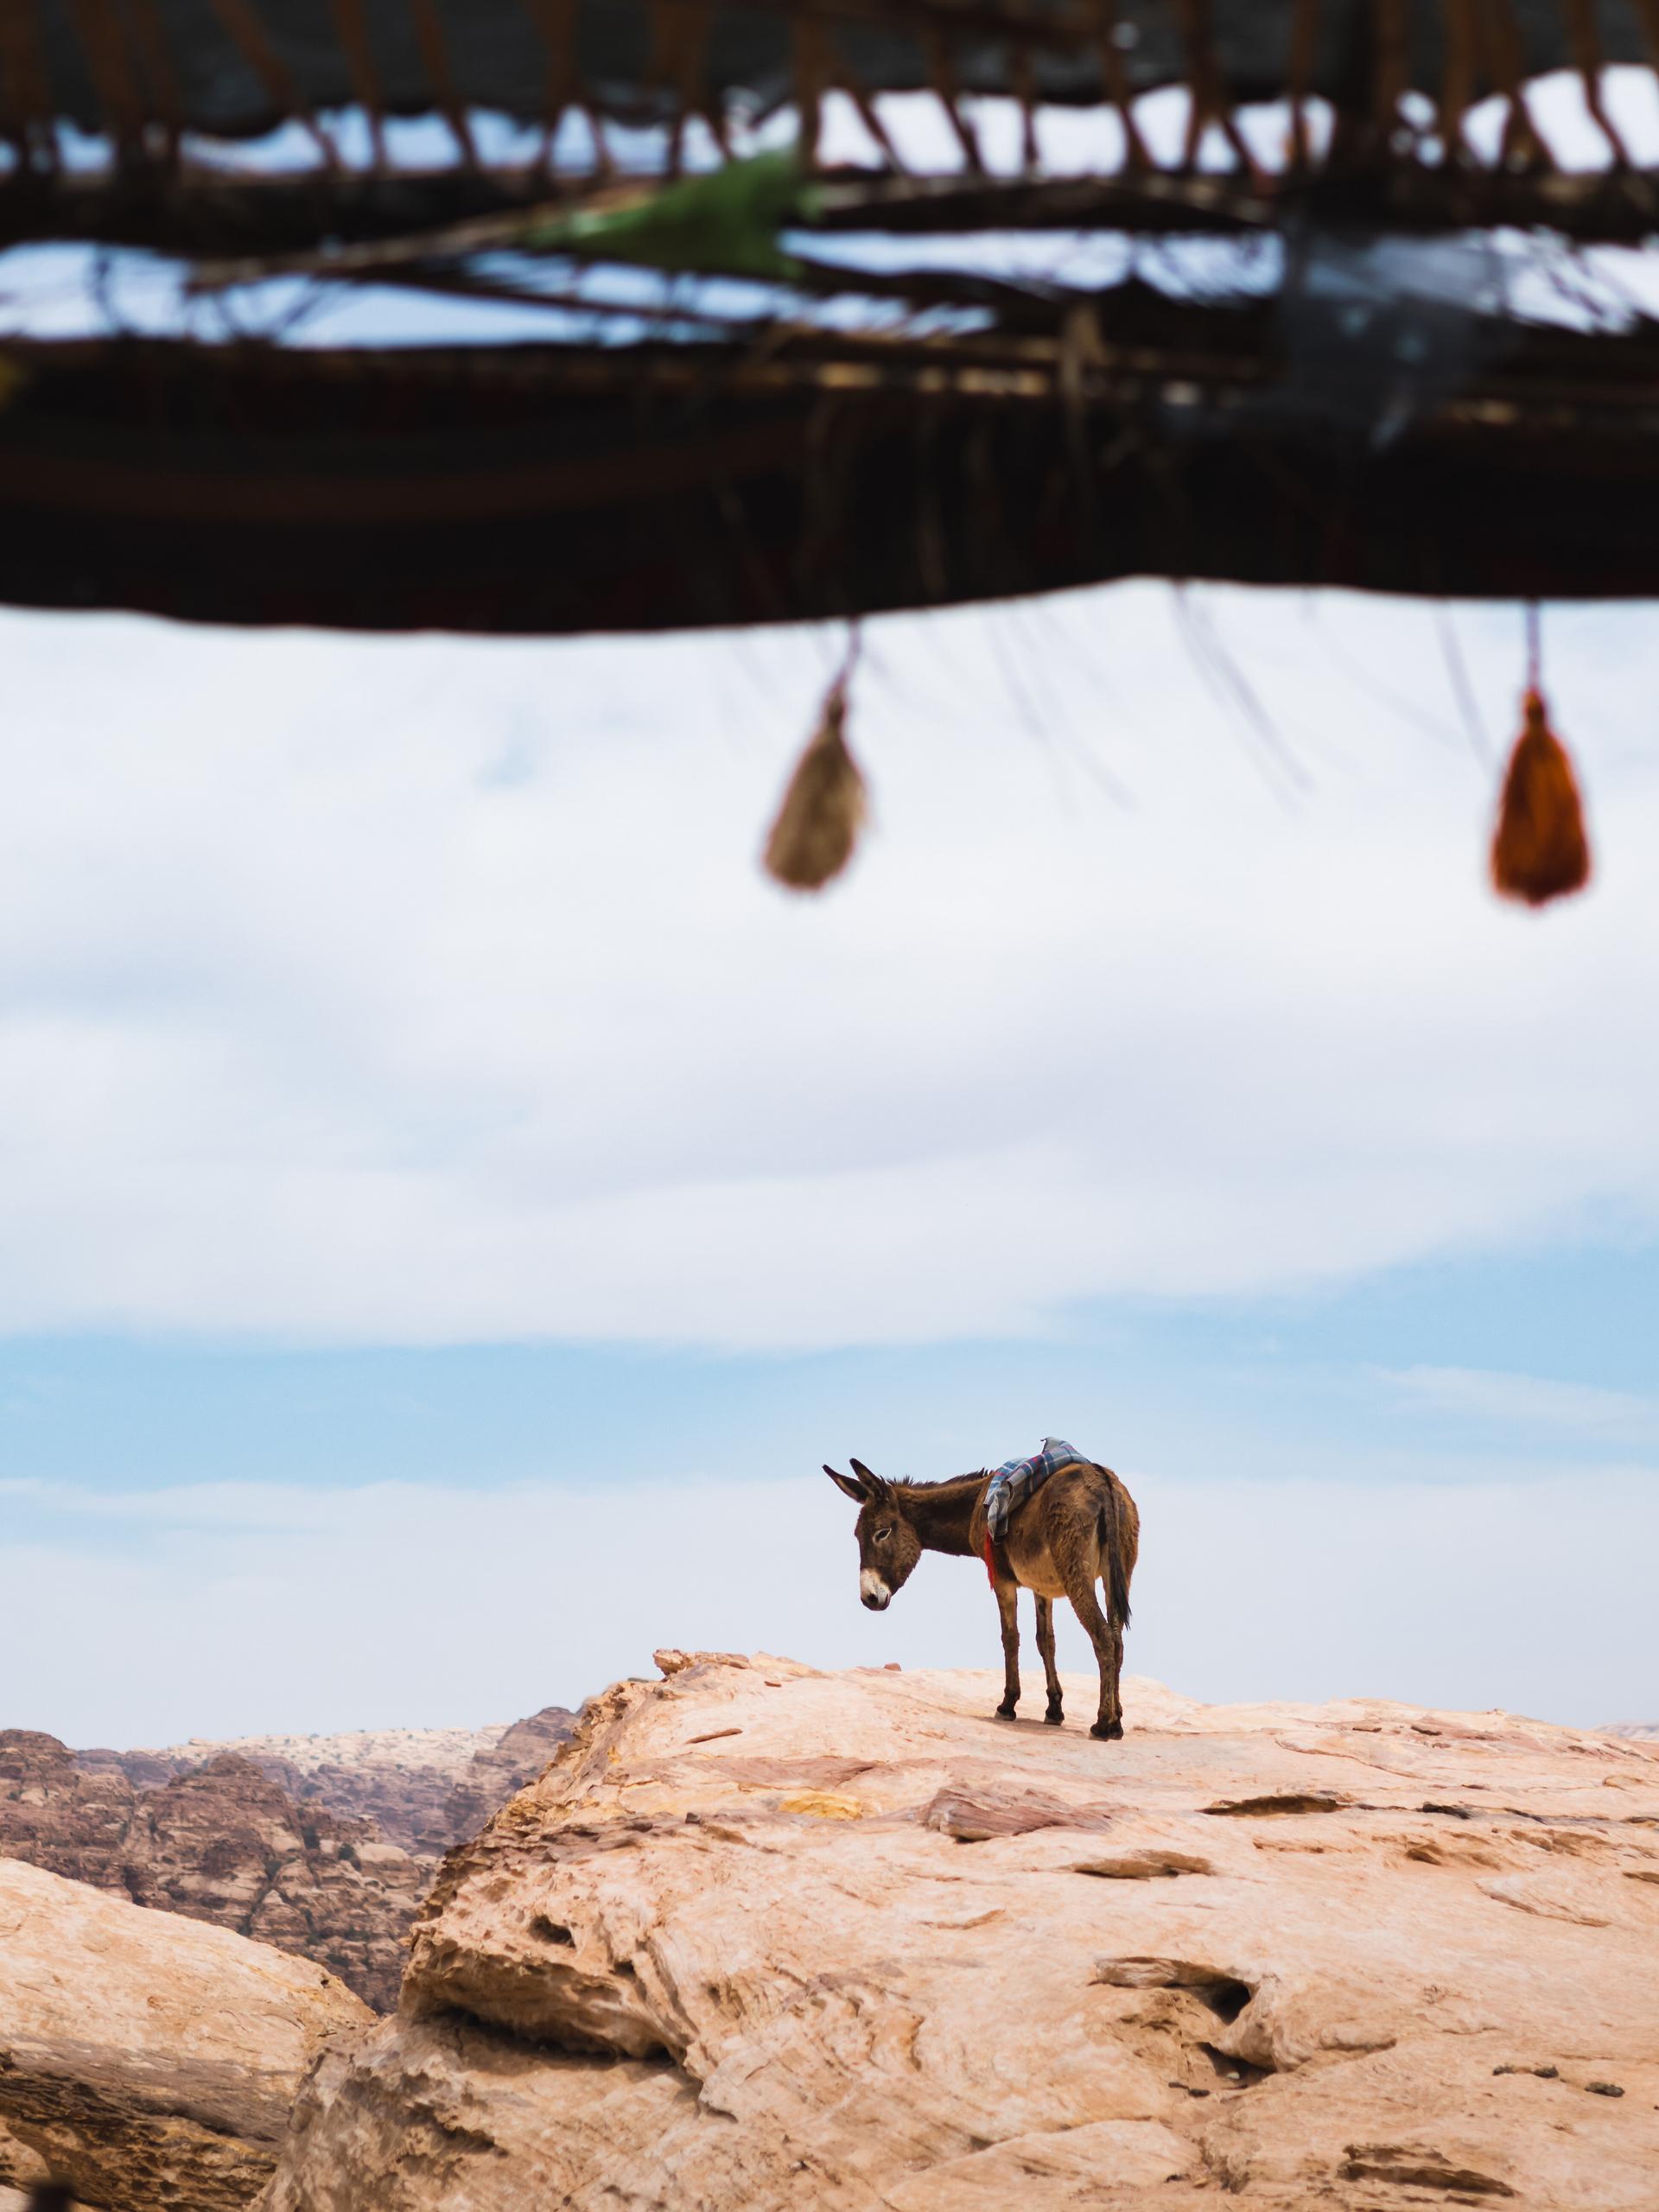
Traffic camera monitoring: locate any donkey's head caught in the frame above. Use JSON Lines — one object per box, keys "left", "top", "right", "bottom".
{"left": 824, "top": 1459, "right": 921, "bottom": 1611}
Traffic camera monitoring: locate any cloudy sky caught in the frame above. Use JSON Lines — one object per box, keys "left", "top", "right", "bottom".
{"left": 1, "top": 575, "right": 1655, "bottom": 1747}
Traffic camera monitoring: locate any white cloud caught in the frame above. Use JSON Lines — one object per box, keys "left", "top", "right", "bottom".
{"left": 0, "top": 589, "right": 1655, "bottom": 1346}
{"left": 1384, "top": 1366, "right": 1659, "bottom": 1442}
{"left": 7, "top": 1465, "right": 1655, "bottom": 1746}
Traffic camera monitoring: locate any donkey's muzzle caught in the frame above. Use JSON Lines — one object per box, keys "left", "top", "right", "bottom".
{"left": 860, "top": 1568, "right": 892, "bottom": 1611}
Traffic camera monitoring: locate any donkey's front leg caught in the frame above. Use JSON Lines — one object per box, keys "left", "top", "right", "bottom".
{"left": 993, "top": 1578, "right": 1022, "bottom": 1719}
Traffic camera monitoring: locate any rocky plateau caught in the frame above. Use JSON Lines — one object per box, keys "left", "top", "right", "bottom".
{"left": 257, "top": 1655, "right": 1659, "bottom": 2212}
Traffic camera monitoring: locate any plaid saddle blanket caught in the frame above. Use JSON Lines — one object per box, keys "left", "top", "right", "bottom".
{"left": 983, "top": 1437, "right": 1087, "bottom": 1548}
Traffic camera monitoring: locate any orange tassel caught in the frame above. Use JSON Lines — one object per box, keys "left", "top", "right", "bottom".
{"left": 1490, "top": 688, "right": 1592, "bottom": 908}
{"left": 762, "top": 670, "right": 868, "bottom": 893}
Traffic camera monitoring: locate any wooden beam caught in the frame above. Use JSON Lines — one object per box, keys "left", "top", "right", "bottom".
{"left": 3, "top": 323, "right": 1659, "bottom": 631}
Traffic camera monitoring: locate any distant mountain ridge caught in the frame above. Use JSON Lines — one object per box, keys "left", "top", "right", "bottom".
{"left": 79, "top": 1708, "right": 578, "bottom": 1853}
{"left": 0, "top": 1707, "right": 576, "bottom": 2011}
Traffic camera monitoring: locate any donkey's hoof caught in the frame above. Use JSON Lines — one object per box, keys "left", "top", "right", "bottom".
{"left": 1044, "top": 1704, "right": 1065, "bottom": 1726}
{"left": 994, "top": 1703, "right": 1019, "bottom": 1721}
{"left": 1090, "top": 1719, "right": 1125, "bottom": 1741}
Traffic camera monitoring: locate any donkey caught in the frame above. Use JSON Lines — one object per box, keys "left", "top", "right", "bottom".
{"left": 824, "top": 1452, "right": 1140, "bottom": 1738}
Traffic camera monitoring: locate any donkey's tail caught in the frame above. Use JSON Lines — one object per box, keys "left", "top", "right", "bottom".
{"left": 1096, "top": 1475, "right": 1133, "bottom": 1630}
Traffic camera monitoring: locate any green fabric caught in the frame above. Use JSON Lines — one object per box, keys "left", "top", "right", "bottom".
{"left": 524, "top": 149, "right": 816, "bottom": 283}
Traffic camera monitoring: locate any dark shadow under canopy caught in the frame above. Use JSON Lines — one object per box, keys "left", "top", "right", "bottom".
{"left": 7, "top": 292, "right": 1658, "bottom": 632}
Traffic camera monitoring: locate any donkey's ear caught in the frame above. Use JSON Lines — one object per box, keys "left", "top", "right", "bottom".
{"left": 824, "top": 1464, "right": 868, "bottom": 1504}
{"left": 848, "top": 1457, "right": 893, "bottom": 1503}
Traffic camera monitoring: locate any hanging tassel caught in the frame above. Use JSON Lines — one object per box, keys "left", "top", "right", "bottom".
{"left": 762, "top": 641, "right": 868, "bottom": 893}
{"left": 1490, "top": 611, "right": 1592, "bottom": 908}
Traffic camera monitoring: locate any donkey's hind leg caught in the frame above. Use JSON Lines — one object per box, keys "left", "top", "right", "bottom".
{"left": 994, "top": 1576, "right": 1022, "bottom": 1719}
{"left": 1034, "top": 1596, "right": 1064, "bottom": 1725}
{"left": 1060, "top": 1562, "right": 1123, "bottom": 1740}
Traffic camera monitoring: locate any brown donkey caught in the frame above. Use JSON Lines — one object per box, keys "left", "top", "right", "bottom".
{"left": 824, "top": 1454, "right": 1140, "bottom": 1738}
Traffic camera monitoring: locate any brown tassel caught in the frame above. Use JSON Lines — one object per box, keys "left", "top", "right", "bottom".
{"left": 1490, "top": 687, "right": 1592, "bottom": 908}
{"left": 762, "top": 672, "right": 868, "bottom": 892}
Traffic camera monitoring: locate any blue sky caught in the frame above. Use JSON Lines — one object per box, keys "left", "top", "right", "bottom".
{"left": 3, "top": 1236, "right": 1656, "bottom": 1500}
{"left": 0, "top": 577, "right": 1654, "bottom": 1745}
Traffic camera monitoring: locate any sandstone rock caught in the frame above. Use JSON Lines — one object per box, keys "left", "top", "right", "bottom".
{"left": 421, "top": 1707, "right": 578, "bottom": 1855}
{"left": 257, "top": 1656, "right": 1659, "bottom": 2211}
{"left": 0, "top": 1733, "right": 427, "bottom": 2012}
{"left": 0, "top": 1732, "right": 138, "bottom": 1889}
{"left": 127, "top": 1755, "right": 429, "bottom": 2013}
{"left": 0, "top": 1855, "right": 368, "bottom": 2212}
{"left": 0, "top": 2118, "right": 49, "bottom": 2196}
{"left": 75, "top": 1744, "right": 198, "bottom": 1791}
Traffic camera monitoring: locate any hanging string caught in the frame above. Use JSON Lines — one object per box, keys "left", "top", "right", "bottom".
{"left": 762, "top": 624, "right": 869, "bottom": 893}
{"left": 1490, "top": 601, "right": 1592, "bottom": 908}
